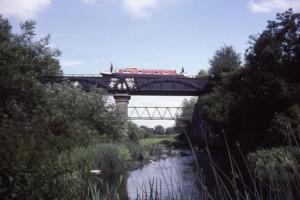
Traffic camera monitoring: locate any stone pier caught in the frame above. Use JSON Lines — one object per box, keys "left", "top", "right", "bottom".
{"left": 113, "top": 93, "right": 131, "bottom": 134}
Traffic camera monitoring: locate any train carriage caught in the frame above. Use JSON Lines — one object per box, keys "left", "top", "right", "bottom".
{"left": 117, "top": 67, "right": 177, "bottom": 76}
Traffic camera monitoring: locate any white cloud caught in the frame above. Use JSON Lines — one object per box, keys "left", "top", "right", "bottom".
{"left": 0, "top": 0, "right": 51, "bottom": 20}
{"left": 79, "top": 0, "right": 162, "bottom": 18}
{"left": 248, "top": 0, "right": 300, "bottom": 13}
{"left": 122, "top": 0, "right": 159, "bottom": 17}
{"left": 60, "top": 59, "right": 85, "bottom": 67}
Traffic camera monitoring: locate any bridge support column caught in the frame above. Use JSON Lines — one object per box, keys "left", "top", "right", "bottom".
{"left": 113, "top": 94, "right": 131, "bottom": 134}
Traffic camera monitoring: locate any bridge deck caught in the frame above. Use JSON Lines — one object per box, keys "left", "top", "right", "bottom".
{"left": 41, "top": 74, "right": 210, "bottom": 96}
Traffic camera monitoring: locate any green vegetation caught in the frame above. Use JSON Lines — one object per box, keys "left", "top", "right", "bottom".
{"left": 248, "top": 146, "right": 300, "bottom": 180}
{"left": 203, "top": 9, "right": 299, "bottom": 198}
{"left": 175, "top": 9, "right": 300, "bottom": 199}
{"left": 0, "top": 16, "right": 128, "bottom": 199}
{"left": 175, "top": 97, "right": 197, "bottom": 134}
{"left": 198, "top": 9, "right": 300, "bottom": 152}
{"left": 1, "top": 8, "right": 300, "bottom": 200}
{"left": 208, "top": 45, "right": 242, "bottom": 77}
{"left": 43, "top": 141, "right": 163, "bottom": 199}
{"left": 0, "top": 16, "right": 176, "bottom": 199}
{"left": 139, "top": 134, "right": 177, "bottom": 146}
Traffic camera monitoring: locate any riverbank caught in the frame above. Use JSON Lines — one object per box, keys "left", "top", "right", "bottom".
{"left": 127, "top": 134, "right": 178, "bottom": 170}
{"left": 46, "top": 134, "right": 179, "bottom": 199}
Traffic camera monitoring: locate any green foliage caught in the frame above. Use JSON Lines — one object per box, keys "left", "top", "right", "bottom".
{"left": 57, "top": 143, "right": 130, "bottom": 176}
{"left": 227, "top": 9, "right": 300, "bottom": 150}
{"left": 197, "top": 69, "right": 208, "bottom": 77}
{"left": 140, "top": 125, "right": 155, "bottom": 138}
{"left": 154, "top": 125, "right": 165, "bottom": 135}
{"left": 194, "top": 10, "right": 300, "bottom": 152}
{"left": 248, "top": 147, "right": 300, "bottom": 181}
{"left": 175, "top": 97, "right": 197, "bottom": 134}
{"left": 208, "top": 45, "right": 241, "bottom": 76}
{"left": 270, "top": 104, "right": 300, "bottom": 145}
{"left": 42, "top": 83, "right": 123, "bottom": 138}
{"left": 34, "top": 142, "right": 140, "bottom": 199}
{"left": 128, "top": 121, "right": 145, "bottom": 141}
{"left": 126, "top": 142, "right": 150, "bottom": 161}
{"left": 200, "top": 86, "right": 236, "bottom": 127}
{"left": 0, "top": 17, "right": 61, "bottom": 118}
{"left": 128, "top": 122, "right": 156, "bottom": 141}
{"left": 139, "top": 135, "right": 177, "bottom": 146}
{"left": 0, "top": 16, "right": 124, "bottom": 199}
{"left": 165, "top": 126, "right": 175, "bottom": 135}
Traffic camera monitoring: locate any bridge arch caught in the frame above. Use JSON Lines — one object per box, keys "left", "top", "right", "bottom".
{"left": 136, "top": 78, "right": 202, "bottom": 91}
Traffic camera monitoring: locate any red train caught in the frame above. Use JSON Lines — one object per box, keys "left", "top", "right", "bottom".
{"left": 101, "top": 66, "right": 187, "bottom": 76}
{"left": 117, "top": 67, "right": 177, "bottom": 75}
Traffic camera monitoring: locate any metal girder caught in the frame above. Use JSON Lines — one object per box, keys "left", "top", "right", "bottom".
{"left": 128, "top": 107, "right": 192, "bottom": 120}
{"left": 40, "top": 74, "right": 210, "bottom": 96}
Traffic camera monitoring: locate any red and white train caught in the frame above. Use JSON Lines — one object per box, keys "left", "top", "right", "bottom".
{"left": 118, "top": 67, "right": 177, "bottom": 75}
{"left": 101, "top": 67, "right": 185, "bottom": 76}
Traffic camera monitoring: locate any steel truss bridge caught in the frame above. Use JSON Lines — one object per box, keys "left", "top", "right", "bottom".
{"left": 40, "top": 74, "right": 210, "bottom": 121}
{"left": 128, "top": 107, "right": 191, "bottom": 120}
{"left": 40, "top": 74, "right": 210, "bottom": 96}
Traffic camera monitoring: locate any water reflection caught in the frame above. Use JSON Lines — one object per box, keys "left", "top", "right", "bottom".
{"left": 126, "top": 150, "right": 200, "bottom": 200}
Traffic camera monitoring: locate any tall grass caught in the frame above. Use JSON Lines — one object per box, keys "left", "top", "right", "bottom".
{"left": 193, "top": 127, "right": 300, "bottom": 200}
{"left": 45, "top": 138, "right": 168, "bottom": 200}
{"left": 40, "top": 142, "right": 129, "bottom": 199}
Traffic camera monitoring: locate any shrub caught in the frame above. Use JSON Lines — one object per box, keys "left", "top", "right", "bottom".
{"left": 248, "top": 146, "right": 300, "bottom": 181}
{"left": 125, "top": 142, "right": 149, "bottom": 161}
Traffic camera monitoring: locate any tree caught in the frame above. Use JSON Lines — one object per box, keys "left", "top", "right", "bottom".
{"left": 208, "top": 45, "right": 241, "bottom": 76}
{"left": 0, "top": 18, "right": 61, "bottom": 123}
{"left": 165, "top": 126, "right": 175, "bottom": 134}
{"left": 175, "top": 97, "right": 197, "bottom": 134}
{"left": 197, "top": 10, "right": 300, "bottom": 152}
{"left": 197, "top": 69, "right": 208, "bottom": 77}
{"left": 0, "top": 17, "right": 124, "bottom": 199}
{"left": 140, "top": 125, "right": 154, "bottom": 137}
{"left": 228, "top": 9, "right": 300, "bottom": 150}
{"left": 154, "top": 125, "right": 165, "bottom": 135}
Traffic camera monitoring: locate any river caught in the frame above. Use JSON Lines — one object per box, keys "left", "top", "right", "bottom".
{"left": 125, "top": 150, "right": 200, "bottom": 200}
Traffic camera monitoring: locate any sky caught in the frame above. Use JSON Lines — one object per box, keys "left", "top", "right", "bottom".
{"left": 1, "top": 0, "right": 299, "bottom": 127}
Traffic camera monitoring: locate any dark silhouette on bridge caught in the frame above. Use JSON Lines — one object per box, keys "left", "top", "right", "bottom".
{"left": 41, "top": 74, "right": 210, "bottom": 96}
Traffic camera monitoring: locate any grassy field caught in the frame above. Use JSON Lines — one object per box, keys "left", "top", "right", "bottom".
{"left": 139, "top": 134, "right": 178, "bottom": 146}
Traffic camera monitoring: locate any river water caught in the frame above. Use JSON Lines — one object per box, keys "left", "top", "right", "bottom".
{"left": 126, "top": 150, "right": 200, "bottom": 200}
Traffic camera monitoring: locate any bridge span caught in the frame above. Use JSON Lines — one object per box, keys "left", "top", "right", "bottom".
{"left": 41, "top": 74, "right": 210, "bottom": 131}
{"left": 41, "top": 74, "right": 210, "bottom": 96}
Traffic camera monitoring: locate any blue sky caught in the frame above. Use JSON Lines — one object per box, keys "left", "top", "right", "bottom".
{"left": 1, "top": 0, "right": 299, "bottom": 127}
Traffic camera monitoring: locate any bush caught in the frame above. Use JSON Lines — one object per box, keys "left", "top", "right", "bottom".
{"left": 125, "top": 142, "right": 150, "bottom": 161}
{"left": 128, "top": 122, "right": 145, "bottom": 141}
{"left": 28, "top": 142, "right": 132, "bottom": 199}
{"left": 248, "top": 147, "right": 300, "bottom": 181}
